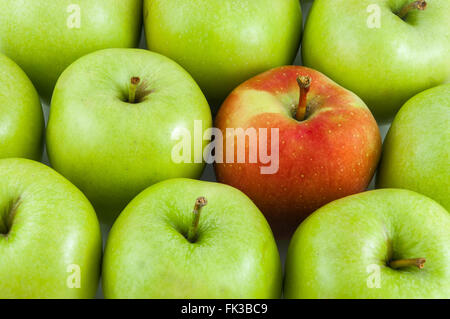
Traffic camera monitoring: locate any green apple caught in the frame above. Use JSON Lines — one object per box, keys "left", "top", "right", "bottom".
{"left": 284, "top": 189, "right": 450, "bottom": 299}
{"left": 102, "top": 178, "right": 282, "bottom": 298}
{"left": 47, "top": 48, "right": 212, "bottom": 223}
{"left": 302, "top": 0, "right": 450, "bottom": 122}
{"left": 0, "top": 54, "right": 43, "bottom": 161}
{"left": 0, "top": 0, "right": 142, "bottom": 101}
{"left": 0, "top": 158, "right": 102, "bottom": 298}
{"left": 377, "top": 84, "right": 450, "bottom": 211}
{"left": 144, "top": 0, "right": 302, "bottom": 105}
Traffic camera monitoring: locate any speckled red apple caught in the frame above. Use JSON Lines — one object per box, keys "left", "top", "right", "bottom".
{"left": 215, "top": 66, "right": 382, "bottom": 238}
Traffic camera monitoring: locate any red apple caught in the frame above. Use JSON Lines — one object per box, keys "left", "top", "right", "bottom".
{"left": 215, "top": 66, "right": 381, "bottom": 238}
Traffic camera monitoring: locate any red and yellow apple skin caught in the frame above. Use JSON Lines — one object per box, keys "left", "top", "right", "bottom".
{"left": 215, "top": 66, "right": 382, "bottom": 238}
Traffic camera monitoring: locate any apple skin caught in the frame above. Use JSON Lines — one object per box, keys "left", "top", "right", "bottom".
{"left": 0, "top": 0, "right": 142, "bottom": 101}
{"left": 0, "top": 158, "right": 102, "bottom": 298}
{"left": 47, "top": 48, "right": 212, "bottom": 223}
{"left": 377, "top": 84, "right": 450, "bottom": 211}
{"left": 0, "top": 54, "right": 43, "bottom": 161}
{"left": 102, "top": 178, "right": 282, "bottom": 299}
{"left": 302, "top": 0, "right": 450, "bottom": 122}
{"left": 144, "top": 0, "right": 302, "bottom": 105}
{"left": 215, "top": 66, "right": 382, "bottom": 238}
{"left": 284, "top": 189, "right": 450, "bottom": 299}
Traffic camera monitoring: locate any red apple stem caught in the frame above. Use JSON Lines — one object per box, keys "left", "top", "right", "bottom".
{"left": 129, "top": 76, "right": 141, "bottom": 103}
{"left": 296, "top": 75, "right": 312, "bottom": 121}
{"left": 398, "top": 0, "right": 427, "bottom": 19}
{"left": 389, "top": 258, "right": 426, "bottom": 270}
{"left": 186, "top": 197, "right": 208, "bottom": 243}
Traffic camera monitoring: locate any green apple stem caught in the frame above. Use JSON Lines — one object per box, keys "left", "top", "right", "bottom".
{"left": 398, "top": 0, "right": 427, "bottom": 19}
{"left": 128, "top": 77, "right": 141, "bottom": 103}
{"left": 186, "top": 197, "right": 208, "bottom": 243}
{"left": 389, "top": 258, "right": 426, "bottom": 270}
{"left": 296, "top": 75, "right": 312, "bottom": 121}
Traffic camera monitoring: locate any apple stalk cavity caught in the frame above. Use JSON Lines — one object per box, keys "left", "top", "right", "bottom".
{"left": 0, "top": 198, "right": 21, "bottom": 236}
{"left": 187, "top": 196, "right": 208, "bottom": 243}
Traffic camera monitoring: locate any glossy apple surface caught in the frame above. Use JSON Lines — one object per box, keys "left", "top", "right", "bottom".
{"left": 285, "top": 189, "right": 450, "bottom": 299}
{"left": 47, "top": 49, "right": 212, "bottom": 223}
{"left": 215, "top": 66, "right": 381, "bottom": 238}
{"left": 0, "top": 0, "right": 142, "bottom": 100}
{"left": 144, "top": 0, "right": 302, "bottom": 105}
{"left": 377, "top": 84, "right": 450, "bottom": 211}
{"left": 0, "top": 158, "right": 102, "bottom": 298}
{"left": 302, "top": 0, "right": 450, "bottom": 122}
{"left": 0, "top": 54, "right": 43, "bottom": 160}
{"left": 102, "top": 178, "right": 282, "bottom": 299}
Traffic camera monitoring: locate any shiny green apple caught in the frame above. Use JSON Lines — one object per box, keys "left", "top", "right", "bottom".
{"left": 47, "top": 49, "right": 212, "bottom": 223}
{"left": 0, "top": 0, "right": 142, "bottom": 101}
{"left": 103, "top": 178, "right": 282, "bottom": 298}
{"left": 285, "top": 189, "right": 450, "bottom": 299}
{"left": 0, "top": 54, "right": 43, "bottom": 160}
{"left": 302, "top": 0, "right": 450, "bottom": 122}
{"left": 144, "top": 0, "right": 302, "bottom": 105}
{"left": 0, "top": 158, "right": 102, "bottom": 298}
{"left": 377, "top": 84, "right": 450, "bottom": 211}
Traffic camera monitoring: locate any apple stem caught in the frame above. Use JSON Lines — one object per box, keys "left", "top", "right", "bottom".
{"left": 129, "top": 77, "right": 141, "bottom": 103}
{"left": 398, "top": 0, "right": 427, "bottom": 19}
{"left": 296, "top": 75, "right": 312, "bottom": 121}
{"left": 186, "top": 197, "right": 208, "bottom": 243}
{"left": 389, "top": 258, "right": 426, "bottom": 270}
